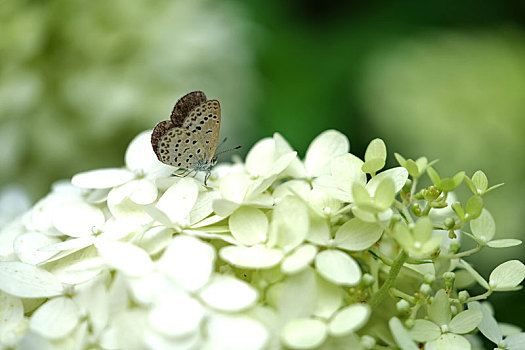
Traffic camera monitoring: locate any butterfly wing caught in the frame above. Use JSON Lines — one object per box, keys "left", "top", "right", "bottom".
{"left": 170, "top": 91, "right": 207, "bottom": 127}
{"left": 151, "top": 92, "right": 221, "bottom": 169}
{"left": 183, "top": 100, "right": 221, "bottom": 163}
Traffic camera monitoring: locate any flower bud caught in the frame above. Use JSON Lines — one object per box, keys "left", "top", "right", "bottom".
{"left": 444, "top": 217, "right": 455, "bottom": 229}
{"left": 419, "top": 283, "right": 432, "bottom": 296}
{"left": 360, "top": 335, "right": 376, "bottom": 349}
{"left": 361, "top": 273, "right": 375, "bottom": 287}
{"left": 396, "top": 299, "right": 410, "bottom": 313}
{"left": 458, "top": 290, "right": 470, "bottom": 303}
{"left": 450, "top": 241, "right": 461, "bottom": 253}
{"left": 424, "top": 186, "right": 440, "bottom": 201}
{"left": 443, "top": 272, "right": 456, "bottom": 290}
{"left": 411, "top": 203, "right": 421, "bottom": 216}
{"left": 404, "top": 318, "right": 415, "bottom": 329}
{"left": 402, "top": 179, "right": 413, "bottom": 193}
{"left": 423, "top": 273, "right": 435, "bottom": 285}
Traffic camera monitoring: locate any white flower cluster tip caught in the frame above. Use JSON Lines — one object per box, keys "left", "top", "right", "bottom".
{"left": 0, "top": 129, "right": 523, "bottom": 350}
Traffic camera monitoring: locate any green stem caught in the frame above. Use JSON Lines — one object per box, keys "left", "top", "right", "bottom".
{"left": 369, "top": 250, "right": 408, "bottom": 309}
{"left": 449, "top": 245, "right": 482, "bottom": 259}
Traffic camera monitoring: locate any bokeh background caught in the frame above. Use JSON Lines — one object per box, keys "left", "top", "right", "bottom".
{"left": 1, "top": 0, "right": 524, "bottom": 331}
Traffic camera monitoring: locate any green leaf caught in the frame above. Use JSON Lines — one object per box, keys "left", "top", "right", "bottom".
{"left": 448, "top": 310, "right": 482, "bottom": 334}
{"left": 484, "top": 183, "right": 504, "bottom": 195}
{"left": 464, "top": 176, "right": 478, "bottom": 195}
{"left": 389, "top": 317, "right": 419, "bottom": 350}
{"left": 428, "top": 289, "right": 451, "bottom": 325}
{"left": 466, "top": 196, "right": 483, "bottom": 220}
{"left": 452, "top": 171, "right": 465, "bottom": 188}
{"left": 427, "top": 167, "right": 441, "bottom": 186}
{"left": 487, "top": 239, "right": 522, "bottom": 248}
{"left": 440, "top": 171, "right": 465, "bottom": 192}
{"left": 394, "top": 153, "right": 406, "bottom": 167}
{"left": 472, "top": 171, "right": 488, "bottom": 192}
{"left": 362, "top": 158, "right": 386, "bottom": 175}
{"left": 470, "top": 209, "right": 495, "bottom": 242}
{"left": 405, "top": 159, "right": 420, "bottom": 178}
{"left": 374, "top": 178, "right": 395, "bottom": 210}
{"left": 451, "top": 202, "right": 466, "bottom": 221}
{"left": 364, "top": 138, "right": 387, "bottom": 163}
{"left": 351, "top": 183, "right": 371, "bottom": 206}
{"left": 489, "top": 260, "right": 525, "bottom": 291}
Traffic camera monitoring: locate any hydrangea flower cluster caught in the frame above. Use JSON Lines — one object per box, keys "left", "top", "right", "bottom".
{"left": 0, "top": 130, "right": 524, "bottom": 350}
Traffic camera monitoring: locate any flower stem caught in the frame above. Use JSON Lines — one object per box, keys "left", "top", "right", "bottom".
{"left": 369, "top": 250, "right": 408, "bottom": 310}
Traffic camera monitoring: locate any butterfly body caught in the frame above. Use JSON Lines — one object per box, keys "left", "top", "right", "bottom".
{"left": 151, "top": 91, "right": 221, "bottom": 184}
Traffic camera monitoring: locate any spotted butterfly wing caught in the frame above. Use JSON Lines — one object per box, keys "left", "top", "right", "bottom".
{"left": 151, "top": 91, "right": 221, "bottom": 172}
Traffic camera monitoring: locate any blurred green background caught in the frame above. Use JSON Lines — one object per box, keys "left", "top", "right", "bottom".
{"left": 1, "top": 0, "right": 524, "bottom": 330}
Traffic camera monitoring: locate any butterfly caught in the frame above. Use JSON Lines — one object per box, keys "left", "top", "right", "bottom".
{"left": 151, "top": 91, "right": 222, "bottom": 185}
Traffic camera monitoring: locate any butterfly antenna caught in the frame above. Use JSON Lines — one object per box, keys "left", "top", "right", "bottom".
{"left": 215, "top": 145, "right": 242, "bottom": 157}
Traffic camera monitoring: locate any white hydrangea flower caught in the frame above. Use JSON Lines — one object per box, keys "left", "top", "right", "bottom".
{"left": 0, "top": 129, "right": 521, "bottom": 350}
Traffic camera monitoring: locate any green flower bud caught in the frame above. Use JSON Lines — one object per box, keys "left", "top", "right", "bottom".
{"left": 414, "top": 190, "right": 425, "bottom": 200}
{"left": 396, "top": 299, "right": 411, "bottom": 313}
{"left": 423, "top": 273, "right": 436, "bottom": 285}
{"left": 402, "top": 179, "right": 413, "bottom": 193}
{"left": 450, "top": 305, "right": 458, "bottom": 317}
{"left": 424, "top": 186, "right": 441, "bottom": 201}
{"left": 458, "top": 290, "right": 470, "bottom": 303}
{"left": 404, "top": 318, "right": 415, "bottom": 329}
{"left": 444, "top": 217, "right": 455, "bottom": 229}
{"left": 443, "top": 272, "right": 456, "bottom": 290}
{"left": 411, "top": 203, "right": 422, "bottom": 216}
{"left": 360, "top": 335, "right": 376, "bottom": 349}
{"left": 419, "top": 283, "right": 432, "bottom": 296}
{"left": 361, "top": 273, "right": 375, "bottom": 287}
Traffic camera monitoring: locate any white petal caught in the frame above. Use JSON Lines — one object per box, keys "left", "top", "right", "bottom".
{"left": 281, "top": 244, "right": 317, "bottom": 275}
{"left": 149, "top": 291, "right": 205, "bottom": 337}
{"left": 30, "top": 297, "right": 79, "bottom": 340}
{"left": 205, "top": 314, "right": 268, "bottom": 350}
{"left": 0, "top": 292, "right": 24, "bottom": 327}
{"left": 125, "top": 130, "right": 172, "bottom": 175}
{"left": 435, "top": 333, "right": 471, "bottom": 350}
{"left": 51, "top": 201, "right": 105, "bottom": 238}
{"left": 136, "top": 226, "right": 173, "bottom": 255}
{"left": 330, "top": 153, "right": 366, "bottom": 195}
{"left": 333, "top": 218, "right": 383, "bottom": 251}
{"left": 275, "top": 269, "right": 317, "bottom": 320}
{"left": 366, "top": 167, "right": 408, "bottom": 195}
{"left": 95, "top": 239, "right": 153, "bottom": 277}
{"left": 107, "top": 188, "right": 150, "bottom": 223}
{"left": 158, "top": 235, "right": 215, "bottom": 292}
{"left": 220, "top": 245, "right": 283, "bottom": 269}
{"left": 200, "top": 276, "right": 258, "bottom": 311}
{"left": 128, "top": 179, "right": 158, "bottom": 205}
{"left": 389, "top": 317, "right": 419, "bottom": 350}
{"left": 72, "top": 168, "right": 134, "bottom": 189}
{"left": 489, "top": 260, "right": 525, "bottom": 290}
{"left": 213, "top": 199, "right": 241, "bottom": 218}
{"left": 281, "top": 318, "right": 327, "bottom": 349}
{"left": 43, "top": 246, "right": 105, "bottom": 285}
{"left": 269, "top": 196, "right": 309, "bottom": 252}
{"left": 305, "top": 130, "right": 349, "bottom": 177}
{"left": 13, "top": 232, "right": 60, "bottom": 264}
{"left": 190, "top": 191, "right": 220, "bottom": 225}
{"left": 315, "top": 250, "right": 361, "bottom": 286}
{"left": 312, "top": 276, "right": 343, "bottom": 319}
{"left": 0, "top": 261, "right": 63, "bottom": 298}
{"left": 245, "top": 138, "right": 277, "bottom": 176}
{"left": 307, "top": 215, "right": 331, "bottom": 246}
{"left": 218, "top": 172, "right": 250, "bottom": 203}
{"left": 506, "top": 333, "right": 525, "bottom": 350}
{"left": 448, "top": 310, "right": 482, "bottom": 334}
{"left": 156, "top": 178, "right": 199, "bottom": 224}
{"left": 229, "top": 207, "right": 268, "bottom": 246}
{"left": 328, "top": 304, "right": 370, "bottom": 336}
{"left": 467, "top": 301, "right": 502, "bottom": 344}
